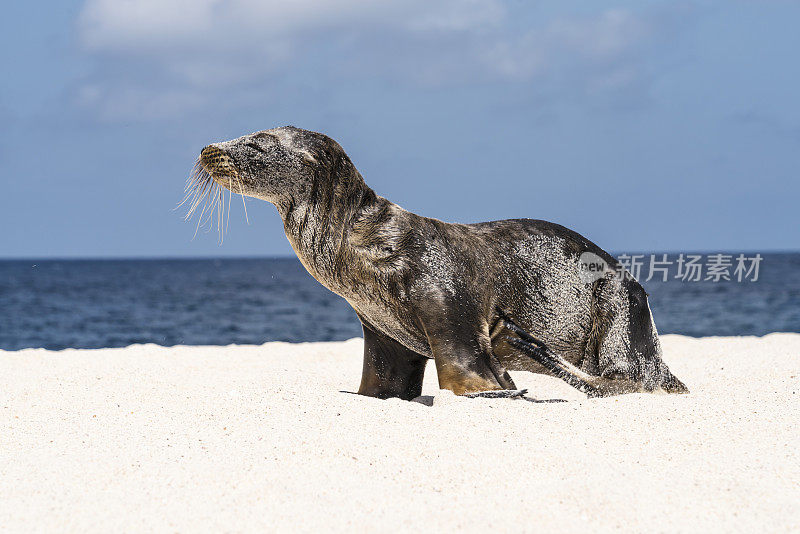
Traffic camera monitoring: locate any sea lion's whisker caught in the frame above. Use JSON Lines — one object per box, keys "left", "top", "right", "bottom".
{"left": 225, "top": 179, "right": 232, "bottom": 236}
{"left": 186, "top": 175, "right": 206, "bottom": 218}
{"left": 187, "top": 170, "right": 213, "bottom": 220}
{"left": 177, "top": 184, "right": 194, "bottom": 206}
{"left": 175, "top": 190, "right": 193, "bottom": 211}
{"left": 216, "top": 183, "right": 223, "bottom": 238}
{"left": 183, "top": 181, "right": 202, "bottom": 218}
{"left": 177, "top": 176, "right": 202, "bottom": 210}
{"left": 236, "top": 176, "right": 250, "bottom": 225}
{"left": 217, "top": 186, "right": 224, "bottom": 243}
{"left": 211, "top": 185, "right": 218, "bottom": 239}
{"left": 193, "top": 180, "right": 216, "bottom": 239}
{"left": 203, "top": 183, "right": 217, "bottom": 232}
{"left": 177, "top": 163, "right": 205, "bottom": 211}
{"left": 206, "top": 182, "right": 219, "bottom": 228}
{"left": 183, "top": 160, "right": 227, "bottom": 241}
{"left": 185, "top": 162, "right": 201, "bottom": 190}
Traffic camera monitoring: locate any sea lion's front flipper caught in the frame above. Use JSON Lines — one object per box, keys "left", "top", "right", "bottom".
{"left": 420, "top": 305, "right": 517, "bottom": 396}
{"left": 357, "top": 319, "right": 428, "bottom": 401}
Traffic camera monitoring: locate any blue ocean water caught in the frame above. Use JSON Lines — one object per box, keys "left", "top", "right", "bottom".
{"left": 1, "top": 254, "right": 798, "bottom": 351}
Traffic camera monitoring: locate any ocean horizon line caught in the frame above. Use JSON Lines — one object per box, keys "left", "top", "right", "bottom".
{"left": 2, "top": 249, "right": 799, "bottom": 262}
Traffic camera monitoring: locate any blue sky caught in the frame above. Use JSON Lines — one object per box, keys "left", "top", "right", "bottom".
{"left": 1, "top": 0, "right": 798, "bottom": 258}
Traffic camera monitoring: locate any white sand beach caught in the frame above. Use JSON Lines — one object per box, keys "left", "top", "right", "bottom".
{"left": 1, "top": 334, "right": 798, "bottom": 533}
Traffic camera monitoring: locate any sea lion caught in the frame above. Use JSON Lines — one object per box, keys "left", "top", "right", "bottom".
{"left": 187, "top": 126, "right": 688, "bottom": 400}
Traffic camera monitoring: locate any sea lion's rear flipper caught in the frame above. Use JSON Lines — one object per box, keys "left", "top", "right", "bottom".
{"left": 501, "top": 316, "right": 643, "bottom": 397}
{"left": 502, "top": 327, "right": 600, "bottom": 397}
{"left": 503, "top": 317, "right": 641, "bottom": 397}
{"left": 465, "top": 389, "right": 528, "bottom": 399}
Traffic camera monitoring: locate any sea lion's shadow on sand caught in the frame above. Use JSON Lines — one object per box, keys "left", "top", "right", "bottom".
{"left": 338, "top": 391, "right": 567, "bottom": 407}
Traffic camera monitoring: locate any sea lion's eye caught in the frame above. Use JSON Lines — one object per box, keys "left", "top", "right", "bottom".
{"left": 247, "top": 132, "right": 280, "bottom": 153}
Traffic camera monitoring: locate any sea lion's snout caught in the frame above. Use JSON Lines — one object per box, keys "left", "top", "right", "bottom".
{"left": 200, "top": 145, "right": 237, "bottom": 184}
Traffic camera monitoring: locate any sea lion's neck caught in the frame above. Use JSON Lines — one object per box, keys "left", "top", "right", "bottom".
{"left": 279, "top": 172, "right": 403, "bottom": 297}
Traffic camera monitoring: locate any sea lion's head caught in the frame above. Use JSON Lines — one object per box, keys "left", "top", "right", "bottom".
{"left": 183, "top": 126, "right": 361, "bottom": 237}
{"left": 592, "top": 279, "right": 689, "bottom": 396}
{"left": 184, "top": 126, "right": 362, "bottom": 234}
{"left": 573, "top": 255, "right": 688, "bottom": 395}
{"left": 198, "top": 126, "right": 350, "bottom": 205}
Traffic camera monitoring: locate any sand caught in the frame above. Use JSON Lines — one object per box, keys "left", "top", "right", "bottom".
{"left": 1, "top": 334, "right": 798, "bottom": 533}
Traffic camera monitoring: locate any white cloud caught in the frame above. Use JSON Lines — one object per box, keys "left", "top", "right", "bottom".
{"left": 79, "top": 0, "right": 504, "bottom": 52}
{"left": 75, "top": 1, "right": 658, "bottom": 120}
{"left": 80, "top": 0, "right": 217, "bottom": 51}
